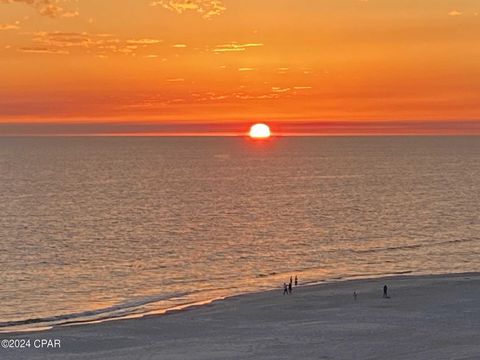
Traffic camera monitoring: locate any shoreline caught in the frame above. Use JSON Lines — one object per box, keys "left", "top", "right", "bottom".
{"left": 2, "top": 271, "right": 479, "bottom": 359}
{"left": 1, "top": 270, "right": 477, "bottom": 335}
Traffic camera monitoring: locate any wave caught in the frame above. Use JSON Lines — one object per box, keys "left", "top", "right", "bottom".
{"left": 349, "top": 237, "right": 479, "bottom": 255}
{"left": 0, "top": 291, "right": 190, "bottom": 330}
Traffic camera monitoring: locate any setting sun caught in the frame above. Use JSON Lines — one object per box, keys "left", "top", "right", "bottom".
{"left": 249, "top": 124, "right": 271, "bottom": 139}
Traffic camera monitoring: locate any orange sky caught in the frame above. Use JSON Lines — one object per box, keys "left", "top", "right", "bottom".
{"left": 1, "top": 0, "right": 479, "bottom": 135}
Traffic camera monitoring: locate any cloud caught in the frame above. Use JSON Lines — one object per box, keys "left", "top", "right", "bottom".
{"left": 448, "top": 10, "right": 462, "bottom": 16}
{"left": 172, "top": 43, "right": 187, "bottom": 48}
{"left": 60, "top": 10, "right": 79, "bottom": 18}
{"left": 233, "top": 93, "right": 279, "bottom": 100}
{"left": 127, "top": 39, "right": 163, "bottom": 45}
{"left": 213, "top": 43, "right": 263, "bottom": 53}
{"left": 19, "top": 46, "right": 69, "bottom": 54}
{"left": 3, "top": 0, "right": 226, "bottom": 19}
{"left": 272, "top": 87, "right": 290, "bottom": 93}
{"left": 150, "top": 0, "right": 225, "bottom": 18}
{"left": 238, "top": 68, "right": 254, "bottom": 71}
{"left": 0, "top": 0, "right": 78, "bottom": 18}
{"left": 34, "top": 31, "right": 92, "bottom": 45}
{"left": 0, "top": 23, "right": 20, "bottom": 31}
{"left": 20, "top": 31, "right": 164, "bottom": 57}
{"left": 270, "top": 86, "right": 312, "bottom": 94}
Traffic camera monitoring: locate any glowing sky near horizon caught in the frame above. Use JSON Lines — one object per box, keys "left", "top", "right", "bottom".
{"left": 0, "top": 0, "right": 479, "bottom": 135}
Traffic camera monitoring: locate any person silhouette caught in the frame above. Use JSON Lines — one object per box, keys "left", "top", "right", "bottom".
{"left": 283, "top": 283, "right": 288, "bottom": 295}
{"left": 288, "top": 281, "right": 292, "bottom": 294}
{"left": 294, "top": 276, "right": 298, "bottom": 286}
{"left": 353, "top": 291, "right": 358, "bottom": 301}
{"left": 383, "top": 285, "right": 388, "bottom": 298}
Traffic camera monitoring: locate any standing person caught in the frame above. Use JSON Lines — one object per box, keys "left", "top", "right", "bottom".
{"left": 383, "top": 285, "right": 388, "bottom": 298}
{"left": 294, "top": 276, "right": 298, "bottom": 286}
{"left": 290, "top": 276, "right": 293, "bottom": 286}
{"left": 353, "top": 291, "right": 358, "bottom": 301}
{"left": 283, "top": 283, "right": 288, "bottom": 295}
{"left": 288, "top": 281, "right": 293, "bottom": 294}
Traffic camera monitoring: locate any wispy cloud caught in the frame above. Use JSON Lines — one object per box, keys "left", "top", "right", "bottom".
{"left": 127, "top": 39, "right": 163, "bottom": 45}
{"left": 213, "top": 43, "right": 263, "bottom": 53}
{"left": 150, "top": 0, "right": 225, "bottom": 18}
{"left": 271, "top": 87, "right": 290, "bottom": 93}
{"left": 448, "top": 10, "right": 462, "bottom": 16}
{"left": 19, "top": 46, "right": 69, "bottom": 54}
{"left": 0, "top": 0, "right": 78, "bottom": 18}
{"left": 270, "top": 86, "right": 312, "bottom": 94}
{"left": 20, "top": 31, "right": 164, "bottom": 57}
{"left": 3, "top": 0, "right": 226, "bottom": 19}
{"left": 0, "top": 22, "right": 20, "bottom": 31}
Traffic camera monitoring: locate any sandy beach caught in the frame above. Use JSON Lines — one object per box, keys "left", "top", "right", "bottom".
{"left": 1, "top": 272, "right": 479, "bottom": 360}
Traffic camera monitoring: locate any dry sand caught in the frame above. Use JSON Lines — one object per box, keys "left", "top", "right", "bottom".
{"left": 2, "top": 273, "right": 479, "bottom": 359}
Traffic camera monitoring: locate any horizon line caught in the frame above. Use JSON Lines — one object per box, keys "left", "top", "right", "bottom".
{"left": 2, "top": 132, "right": 480, "bottom": 138}
{"left": 1, "top": 119, "right": 479, "bottom": 137}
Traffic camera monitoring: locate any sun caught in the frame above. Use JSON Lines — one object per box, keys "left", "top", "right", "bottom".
{"left": 249, "top": 123, "right": 271, "bottom": 139}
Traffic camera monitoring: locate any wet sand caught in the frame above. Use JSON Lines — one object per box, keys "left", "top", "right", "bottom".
{"left": 2, "top": 273, "right": 479, "bottom": 359}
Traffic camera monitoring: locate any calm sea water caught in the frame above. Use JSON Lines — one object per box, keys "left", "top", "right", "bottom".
{"left": 0, "top": 136, "right": 479, "bottom": 331}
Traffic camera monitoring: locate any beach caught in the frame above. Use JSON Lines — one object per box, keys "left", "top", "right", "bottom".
{"left": 2, "top": 272, "right": 479, "bottom": 360}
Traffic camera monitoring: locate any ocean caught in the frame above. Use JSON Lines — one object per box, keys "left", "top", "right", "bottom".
{"left": 0, "top": 136, "right": 478, "bottom": 332}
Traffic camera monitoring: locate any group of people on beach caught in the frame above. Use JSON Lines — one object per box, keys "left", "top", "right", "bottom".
{"left": 283, "top": 276, "right": 298, "bottom": 295}
{"left": 282, "top": 276, "right": 390, "bottom": 300}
